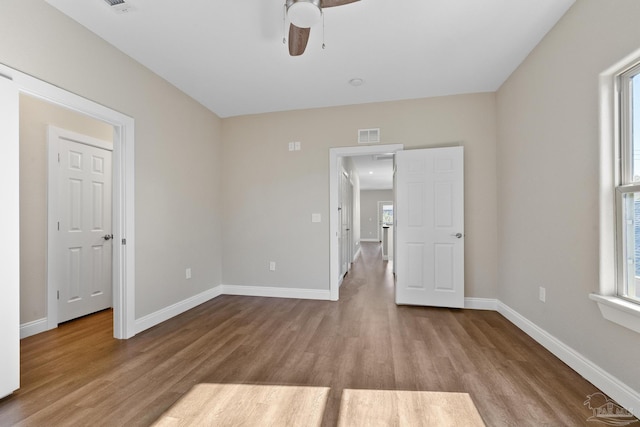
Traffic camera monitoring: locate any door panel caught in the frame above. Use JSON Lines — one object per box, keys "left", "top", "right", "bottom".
{"left": 0, "top": 76, "right": 20, "bottom": 398}
{"left": 54, "top": 133, "right": 113, "bottom": 323}
{"left": 395, "top": 147, "right": 464, "bottom": 308}
{"left": 407, "top": 243, "right": 425, "bottom": 288}
{"left": 434, "top": 243, "right": 455, "bottom": 290}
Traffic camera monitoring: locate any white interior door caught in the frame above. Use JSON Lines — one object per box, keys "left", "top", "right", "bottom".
{"left": 50, "top": 128, "right": 113, "bottom": 323}
{"left": 0, "top": 76, "right": 20, "bottom": 398}
{"left": 395, "top": 147, "right": 464, "bottom": 308}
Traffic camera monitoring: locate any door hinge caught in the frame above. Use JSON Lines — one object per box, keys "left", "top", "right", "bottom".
{"left": 57, "top": 290, "right": 59, "bottom": 300}
{"left": 122, "top": 238, "right": 126, "bottom": 245}
{"left": 57, "top": 153, "right": 60, "bottom": 163}
{"left": 57, "top": 221, "right": 60, "bottom": 231}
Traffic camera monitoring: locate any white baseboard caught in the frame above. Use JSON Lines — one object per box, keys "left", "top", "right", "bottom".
{"left": 497, "top": 301, "right": 640, "bottom": 418}
{"left": 222, "top": 284, "right": 331, "bottom": 301}
{"left": 360, "top": 238, "right": 380, "bottom": 242}
{"left": 20, "top": 318, "right": 49, "bottom": 339}
{"left": 353, "top": 247, "right": 362, "bottom": 263}
{"left": 135, "top": 286, "right": 224, "bottom": 335}
{"left": 464, "top": 297, "right": 497, "bottom": 310}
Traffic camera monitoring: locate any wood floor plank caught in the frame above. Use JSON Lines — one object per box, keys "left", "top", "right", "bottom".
{"left": 152, "top": 384, "right": 329, "bottom": 427}
{"left": 1, "top": 242, "right": 635, "bottom": 426}
{"left": 338, "top": 389, "right": 485, "bottom": 427}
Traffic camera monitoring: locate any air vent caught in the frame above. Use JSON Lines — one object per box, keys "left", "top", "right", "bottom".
{"left": 103, "top": 0, "right": 136, "bottom": 14}
{"left": 373, "top": 153, "right": 394, "bottom": 161}
{"left": 358, "top": 128, "right": 380, "bottom": 144}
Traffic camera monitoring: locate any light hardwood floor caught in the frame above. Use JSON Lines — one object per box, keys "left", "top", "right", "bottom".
{"left": 0, "top": 243, "right": 625, "bottom": 426}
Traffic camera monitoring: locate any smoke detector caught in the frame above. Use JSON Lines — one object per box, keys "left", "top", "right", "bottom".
{"left": 103, "top": 0, "right": 136, "bottom": 14}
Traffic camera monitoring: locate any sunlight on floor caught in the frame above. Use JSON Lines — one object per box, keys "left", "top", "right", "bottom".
{"left": 152, "top": 384, "right": 329, "bottom": 426}
{"left": 152, "top": 384, "right": 485, "bottom": 426}
{"left": 338, "top": 389, "right": 485, "bottom": 427}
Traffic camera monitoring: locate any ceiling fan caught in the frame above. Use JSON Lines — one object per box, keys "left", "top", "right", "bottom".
{"left": 285, "top": 0, "right": 360, "bottom": 56}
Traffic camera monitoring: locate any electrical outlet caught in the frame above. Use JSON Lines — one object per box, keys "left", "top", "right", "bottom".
{"left": 269, "top": 261, "right": 276, "bottom": 271}
{"left": 539, "top": 286, "right": 546, "bottom": 302}
{"left": 186, "top": 268, "right": 192, "bottom": 279}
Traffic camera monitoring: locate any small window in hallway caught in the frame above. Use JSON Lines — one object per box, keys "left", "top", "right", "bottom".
{"left": 382, "top": 204, "right": 393, "bottom": 226}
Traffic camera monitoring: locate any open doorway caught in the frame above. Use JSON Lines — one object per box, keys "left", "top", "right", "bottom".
{"left": 1, "top": 63, "right": 136, "bottom": 340}
{"left": 329, "top": 144, "right": 403, "bottom": 301}
{"left": 20, "top": 95, "right": 116, "bottom": 336}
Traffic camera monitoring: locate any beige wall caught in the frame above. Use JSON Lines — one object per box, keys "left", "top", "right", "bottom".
{"left": 496, "top": 0, "right": 640, "bottom": 391}
{"left": 19, "top": 94, "right": 113, "bottom": 324}
{"left": 1, "top": 0, "right": 223, "bottom": 320}
{"left": 360, "top": 190, "right": 393, "bottom": 241}
{"left": 221, "top": 93, "right": 498, "bottom": 298}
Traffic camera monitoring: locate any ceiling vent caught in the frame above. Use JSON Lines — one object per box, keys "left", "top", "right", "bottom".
{"left": 103, "top": 0, "right": 136, "bottom": 14}
{"left": 358, "top": 128, "right": 380, "bottom": 144}
{"left": 373, "top": 153, "right": 394, "bottom": 161}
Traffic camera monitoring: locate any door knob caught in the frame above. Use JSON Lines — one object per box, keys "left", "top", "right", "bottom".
{"left": 103, "top": 234, "right": 114, "bottom": 241}
{"left": 452, "top": 233, "right": 463, "bottom": 238}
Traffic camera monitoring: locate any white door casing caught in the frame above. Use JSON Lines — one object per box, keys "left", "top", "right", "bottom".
{"left": 49, "top": 127, "right": 113, "bottom": 324}
{"left": 0, "top": 62, "right": 136, "bottom": 340}
{"left": 395, "top": 147, "right": 464, "bottom": 308}
{"left": 329, "top": 144, "right": 404, "bottom": 301}
{"left": 0, "top": 75, "right": 20, "bottom": 399}
{"left": 339, "top": 167, "right": 352, "bottom": 279}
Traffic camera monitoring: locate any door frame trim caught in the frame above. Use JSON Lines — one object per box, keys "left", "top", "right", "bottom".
{"left": 3, "top": 63, "right": 136, "bottom": 339}
{"left": 329, "top": 144, "right": 403, "bottom": 301}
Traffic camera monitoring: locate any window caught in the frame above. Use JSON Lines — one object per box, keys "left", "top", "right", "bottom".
{"left": 382, "top": 204, "right": 393, "bottom": 226}
{"left": 616, "top": 63, "right": 640, "bottom": 304}
{"left": 592, "top": 53, "right": 640, "bottom": 334}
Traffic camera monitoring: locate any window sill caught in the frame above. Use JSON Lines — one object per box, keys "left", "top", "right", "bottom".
{"left": 589, "top": 293, "right": 640, "bottom": 334}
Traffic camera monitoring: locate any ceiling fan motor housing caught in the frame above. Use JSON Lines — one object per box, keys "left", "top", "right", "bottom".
{"left": 287, "top": 0, "right": 322, "bottom": 28}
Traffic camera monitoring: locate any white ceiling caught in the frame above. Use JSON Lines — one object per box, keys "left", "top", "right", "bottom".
{"left": 351, "top": 154, "right": 393, "bottom": 190}
{"left": 45, "top": 0, "right": 574, "bottom": 118}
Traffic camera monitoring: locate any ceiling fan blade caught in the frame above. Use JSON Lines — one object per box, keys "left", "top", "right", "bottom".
{"left": 289, "top": 24, "right": 311, "bottom": 56}
{"left": 320, "top": 0, "right": 359, "bottom": 8}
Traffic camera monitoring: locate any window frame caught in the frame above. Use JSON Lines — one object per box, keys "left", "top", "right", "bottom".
{"left": 591, "top": 52, "right": 640, "bottom": 334}
{"left": 614, "top": 63, "right": 640, "bottom": 305}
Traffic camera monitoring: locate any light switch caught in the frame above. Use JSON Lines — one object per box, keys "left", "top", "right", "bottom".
{"left": 294, "top": 141, "right": 301, "bottom": 151}
{"left": 312, "top": 213, "right": 321, "bottom": 223}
